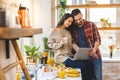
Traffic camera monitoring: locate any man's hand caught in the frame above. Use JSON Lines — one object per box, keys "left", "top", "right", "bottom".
{"left": 88, "top": 49, "right": 96, "bottom": 56}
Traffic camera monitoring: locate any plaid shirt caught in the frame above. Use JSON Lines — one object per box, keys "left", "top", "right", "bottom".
{"left": 73, "top": 20, "right": 101, "bottom": 60}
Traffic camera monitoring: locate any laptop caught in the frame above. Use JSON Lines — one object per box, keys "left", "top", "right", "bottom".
{"left": 65, "top": 48, "right": 91, "bottom": 60}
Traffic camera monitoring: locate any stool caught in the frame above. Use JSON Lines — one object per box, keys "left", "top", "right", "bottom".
{"left": 0, "top": 40, "right": 31, "bottom": 80}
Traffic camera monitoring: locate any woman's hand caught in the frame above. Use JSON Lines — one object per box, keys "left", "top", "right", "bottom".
{"left": 60, "top": 37, "right": 67, "bottom": 45}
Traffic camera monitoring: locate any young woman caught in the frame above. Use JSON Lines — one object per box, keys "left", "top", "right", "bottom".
{"left": 47, "top": 13, "right": 93, "bottom": 80}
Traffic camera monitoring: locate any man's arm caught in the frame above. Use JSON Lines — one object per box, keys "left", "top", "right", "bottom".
{"left": 89, "top": 40, "right": 100, "bottom": 56}
{"left": 89, "top": 22, "right": 101, "bottom": 56}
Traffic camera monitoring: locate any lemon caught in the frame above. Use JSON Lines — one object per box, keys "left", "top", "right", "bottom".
{"left": 47, "top": 58, "right": 54, "bottom": 66}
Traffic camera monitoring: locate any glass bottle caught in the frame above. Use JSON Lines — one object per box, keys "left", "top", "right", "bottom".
{"left": 41, "top": 49, "right": 48, "bottom": 64}
{"left": 16, "top": 65, "right": 21, "bottom": 80}
{"left": 47, "top": 49, "right": 54, "bottom": 66}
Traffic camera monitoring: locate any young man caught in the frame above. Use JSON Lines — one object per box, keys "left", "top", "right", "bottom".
{"left": 71, "top": 9, "right": 102, "bottom": 80}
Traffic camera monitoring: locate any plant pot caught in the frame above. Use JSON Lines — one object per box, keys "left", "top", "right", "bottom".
{"left": 26, "top": 57, "right": 37, "bottom": 64}
{"left": 101, "top": 22, "right": 106, "bottom": 27}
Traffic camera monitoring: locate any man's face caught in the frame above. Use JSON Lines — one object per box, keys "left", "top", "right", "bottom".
{"left": 74, "top": 13, "right": 84, "bottom": 27}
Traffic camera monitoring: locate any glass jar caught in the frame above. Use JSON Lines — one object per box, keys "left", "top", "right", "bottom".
{"left": 18, "top": 6, "right": 31, "bottom": 28}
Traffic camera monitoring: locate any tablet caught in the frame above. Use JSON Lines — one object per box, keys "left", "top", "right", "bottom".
{"left": 66, "top": 48, "right": 91, "bottom": 60}
{"left": 74, "top": 48, "right": 92, "bottom": 60}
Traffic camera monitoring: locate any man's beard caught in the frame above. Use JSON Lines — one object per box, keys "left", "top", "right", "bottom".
{"left": 76, "top": 21, "right": 83, "bottom": 27}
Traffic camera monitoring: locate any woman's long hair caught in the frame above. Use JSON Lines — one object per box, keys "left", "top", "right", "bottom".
{"left": 67, "top": 22, "right": 78, "bottom": 43}
{"left": 57, "top": 13, "right": 74, "bottom": 27}
{"left": 57, "top": 13, "right": 77, "bottom": 43}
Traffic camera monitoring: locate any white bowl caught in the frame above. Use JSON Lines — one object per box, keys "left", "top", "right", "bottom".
{"left": 37, "top": 69, "right": 58, "bottom": 80}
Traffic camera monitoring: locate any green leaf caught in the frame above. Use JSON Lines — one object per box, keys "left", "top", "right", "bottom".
{"left": 58, "top": 0, "right": 68, "bottom": 18}
{"left": 43, "top": 37, "right": 50, "bottom": 50}
{"left": 24, "top": 45, "right": 31, "bottom": 51}
{"left": 24, "top": 45, "right": 42, "bottom": 59}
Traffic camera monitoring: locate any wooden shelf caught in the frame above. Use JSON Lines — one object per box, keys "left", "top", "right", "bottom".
{"left": 98, "top": 27, "right": 120, "bottom": 30}
{"left": 0, "top": 27, "right": 43, "bottom": 40}
{"left": 56, "top": 4, "right": 120, "bottom": 8}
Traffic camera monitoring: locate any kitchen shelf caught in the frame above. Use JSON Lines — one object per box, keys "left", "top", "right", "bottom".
{"left": 56, "top": 4, "right": 120, "bottom": 9}
{"left": 98, "top": 27, "right": 120, "bottom": 30}
{"left": 0, "top": 27, "right": 43, "bottom": 40}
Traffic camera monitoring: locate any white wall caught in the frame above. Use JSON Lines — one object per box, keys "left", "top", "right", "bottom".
{"left": 32, "top": 0, "right": 51, "bottom": 37}
{"left": 32, "top": 0, "right": 52, "bottom": 50}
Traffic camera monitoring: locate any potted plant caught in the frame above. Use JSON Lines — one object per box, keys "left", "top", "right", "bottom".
{"left": 100, "top": 18, "right": 111, "bottom": 27}
{"left": 24, "top": 45, "right": 42, "bottom": 64}
{"left": 57, "top": 0, "right": 68, "bottom": 18}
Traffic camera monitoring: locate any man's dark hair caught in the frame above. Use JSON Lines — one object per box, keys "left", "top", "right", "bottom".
{"left": 71, "top": 9, "right": 81, "bottom": 16}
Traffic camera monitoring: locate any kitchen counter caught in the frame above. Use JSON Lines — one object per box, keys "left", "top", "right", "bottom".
{"left": 32, "top": 76, "right": 82, "bottom": 80}
{"left": 33, "top": 64, "right": 82, "bottom": 80}
{"left": 54, "top": 77, "right": 82, "bottom": 80}
{"left": 102, "top": 57, "right": 120, "bottom": 62}
{"left": 32, "top": 75, "right": 82, "bottom": 80}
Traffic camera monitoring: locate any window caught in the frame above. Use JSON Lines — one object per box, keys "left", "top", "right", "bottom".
{"left": 56, "top": 0, "right": 120, "bottom": 57}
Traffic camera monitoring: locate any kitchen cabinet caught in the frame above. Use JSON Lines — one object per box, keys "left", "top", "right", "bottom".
{"left": 0, "top": 27, "right": 42, "bottom": 80}
{"left": 102, "top": 57, "right": 120, "bottom": 80}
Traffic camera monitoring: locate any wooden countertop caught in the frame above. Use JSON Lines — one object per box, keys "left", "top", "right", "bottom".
{"left": 0, "top": 27, "right": 43, "bottom": 40}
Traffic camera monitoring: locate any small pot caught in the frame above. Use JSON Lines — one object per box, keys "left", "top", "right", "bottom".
{"left": 26, "top": 57, "right": 37, "bottom": 64}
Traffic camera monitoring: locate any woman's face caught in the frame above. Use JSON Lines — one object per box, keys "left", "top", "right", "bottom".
{"left": 63, "top": 17, "right": 73, "bottom": 28}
